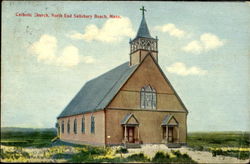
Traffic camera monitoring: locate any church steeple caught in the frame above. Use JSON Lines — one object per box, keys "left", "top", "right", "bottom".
{"left": 129, "top": 6, "right": 158, "bottom": 66}
{"left": 135, "top": 7, "right": 152, "bottom": 39}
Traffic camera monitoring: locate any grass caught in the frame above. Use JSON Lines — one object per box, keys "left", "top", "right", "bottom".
{"left": 2, "top": 129, "right": 248, "bottom": 149}
{"left": 68, "top": 146, "right": 150, "bottom": 163}
{"left": 187, "top": 131, "right": 250, "bottom": 160}
{"left": 1, "top": 129, "right": 249, "bottom": 162}
{"left": 1, "top": 130, "right": 57, "bottom": 147}
{"left": 151, "top": 151, "right": 197, "bottom": 163}
{"left": 69, "top": 148, "right": 195, "bottom": 163}
{"left": 187, "top": 131, "right": 250, "bottom": 148}
{"left": 1, "top": 143, "right": 195, "bottom": 163}
{"left": 210, "top": 148, "right": 250, "bottom": 160}
{"left": 115, "top": 147, "right": 128, "bottom": 154}
{"left": 126, "top": 153, "right": 150, "bottom": 162}
{"left": 0, "top": 147, "right": 30, "bottom": 158}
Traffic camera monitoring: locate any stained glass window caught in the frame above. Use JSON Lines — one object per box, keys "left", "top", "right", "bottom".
{"left": 140, "top": 85, "right": 156, "bottom": 109}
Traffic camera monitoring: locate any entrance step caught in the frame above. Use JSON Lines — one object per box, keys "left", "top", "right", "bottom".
{"left": 125, "top": 143, "right": 141, "bottom": 149}
{"left": 167, "top": 143, "right": 181, "bottom": 148}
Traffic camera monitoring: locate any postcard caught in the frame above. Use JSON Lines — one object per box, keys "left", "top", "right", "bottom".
{"left": 1, "top": 1, "right": 249, "bottom": 163}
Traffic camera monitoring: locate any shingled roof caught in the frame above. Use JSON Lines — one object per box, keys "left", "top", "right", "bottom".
{"left": 135, "top": 15, "right": 153, "bottom": 39}
{"left": 58, "top": 62, "right": 138, "bottom": 118}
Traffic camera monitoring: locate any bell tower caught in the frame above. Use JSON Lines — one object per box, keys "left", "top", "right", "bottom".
{"left": 129, "top": 6, "right": 158, "bottom": 66}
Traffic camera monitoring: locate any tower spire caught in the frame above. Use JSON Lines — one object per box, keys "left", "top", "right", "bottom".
{"left": 129, "top": 7, "right": 158, "bottom": 66}
{"left": 135, "top": 6, "right": 152, "bottom": 39}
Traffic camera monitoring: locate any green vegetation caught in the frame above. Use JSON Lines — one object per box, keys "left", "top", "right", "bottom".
{"left": 1, "top": 127, "right": 57, "bottom": 147}
{"left": 210, "top": 148, "right": 250, "bottom": 160}
{"left": 69, "top": 148, "right": 195, "bottom": 163}
{"left": 187, "top": 132, "right": 250, "bottom": 160}
{"left": 152, "top": 151, "right": 170, "bottom": 162}
{"left": 1, "top": 144, "right": 196, "bottom": 163}
{"left": 69, "top": 146, "right": 149, "bottom": 163}
{"left": 1, "top": 145, "right": 76, "bottom": 162}
{"left": 1, "top": 128, "right": 249, "bottom": 162}
{"left": 115, "top": 147, "right": 128, "bottom": 154}
{"left": 188, "top": 131, "right": 250, "bottom": 148}
{"left": 0, "top": 147, "right": 30, "bottom": 162}
{"left": 69, "top": 146, "right": 104, "bottom": 162}
{"left": 151, "top": 151, "right": 197, "bottom": 163}
{"left": 126, "top": 153, "right": 150, "bottom": 162}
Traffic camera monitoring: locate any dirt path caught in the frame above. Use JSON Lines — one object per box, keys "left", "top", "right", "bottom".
{"left": 127, "top": 144, "right": 249, "bottom": 163}
{"left": 178, "top": 147, "right": 249, "bottom": 164}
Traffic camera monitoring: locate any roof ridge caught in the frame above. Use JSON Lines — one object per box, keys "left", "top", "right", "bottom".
{"left": 95, "top": 64, "right": 138, "bottom": 110}
{"left": 87, "top": 61, "right": 129, "bottom": 84}
{"left": 57, "top": 62, "right": 138, "bottom": 118}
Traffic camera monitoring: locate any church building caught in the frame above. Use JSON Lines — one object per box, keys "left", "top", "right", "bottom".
{"left": 57, "top": 7, "right": 188, "bottom": 147}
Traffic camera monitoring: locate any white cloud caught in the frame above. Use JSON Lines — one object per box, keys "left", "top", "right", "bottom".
{"left": 28, "top": 34, "right": 96, "bottom": 67}
{"left": 56, "top": 46, "right": 80, "bottom": 67}
{"left": 166, "top": 62, "right": 207, "bottom": 76}
{"left": 82, "top": 56, "right": 96, "bottom": 64}
{"left": 200, "top": 33, "right": 224, "bottom": 51}
{"left": 154, "top": 24, "right": 186, "bottom": 38}
{"left": 182, "top": 33, "right": 224, "bottom": 54}
{"left": 68, "top": 17, "right": 135, "bottom": 43}
{"left": 182, "top": 41, "right": 203, "bottom": 54}
{"left": 28, "top": 34, "right": 57, "bottom": 63}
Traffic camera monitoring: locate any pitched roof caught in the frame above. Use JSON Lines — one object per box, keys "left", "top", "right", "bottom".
{"left": 120, "top": 113, "right": 132, "bottom": 124}
{"left": 58, "top": 62, "right": 138, "bottom": 118}
{"left": 135, "top": 15, "right": 153, "bottom": 39}
{"left": 161, "top": 115, "right": 179, "bottom": 126}
{"left": 120, "top": 113, "right": 139, "bottom": 125}
{"left": 58, "top": 53, "right": 188, "bottom": 119}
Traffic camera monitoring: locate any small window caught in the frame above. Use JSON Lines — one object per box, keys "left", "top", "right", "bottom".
{"left": 61, "top": 121, "right": 64, "bottom": 133}
{"left": 74, "top": 119, "right": 77, "bottom": 134}
{"left": 140, "top": 88, "right": 145, "bottom": 108}
{"left": 67, "top": 120, "right": 70, "bottom": 134}
{"left": 140, "top": 85, "right": 157, "bottom": 109}
{"left": 91, "top": 115, "right": 95, "bottom": 134}
{"left": 57, "top": 123, "right": 60, "bottom": 135}
{"left": 81, "top": 116, "right": 85, "bottom": 133}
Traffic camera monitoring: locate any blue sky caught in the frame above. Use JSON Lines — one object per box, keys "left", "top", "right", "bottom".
{"left": 2, "top": 1, "right": 249, "bottom": 132}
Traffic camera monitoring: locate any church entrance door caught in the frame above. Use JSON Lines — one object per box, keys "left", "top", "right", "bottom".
{"left": 163, "top": 127, "right": 166, "bottom": 139}
{"left": 127, "top": 127, "right": 135, "bottom": 143}
{"left": 168, "top": 127, "right": 174, "bottom": 143}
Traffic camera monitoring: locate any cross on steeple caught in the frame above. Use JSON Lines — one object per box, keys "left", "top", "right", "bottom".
{"left": 140, "top": 6, "right": 146, "bottom": 17}
{"left": 129, "top": 6, "right": 158, "bottom": 66}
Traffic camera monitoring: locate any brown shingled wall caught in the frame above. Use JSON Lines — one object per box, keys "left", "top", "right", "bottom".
{"left": 108, "top": 54, "right": 185, "bottom": 111}
{"left": 105, "top": 109, "right": 187, "bottom": 144}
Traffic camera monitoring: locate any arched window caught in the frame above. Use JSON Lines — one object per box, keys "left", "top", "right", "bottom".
{"left": 140, "top": 85, "right": 157, "bottom": 109}
{"left": 91, "top": 115, "right": 95, "bottom": 134}
{"left": 74, "top": 119, "right": 77, "bottom": 134}
{"left": 61, "top": 121, "right": 64, "bottom": 133}
{"left": 67, "top": 120, "right": 70, "bottom": 134}
{"left": 81, "top": 116, "right": 85, "bottom": 133}
{"left": 57, "top": 123, "right": 60, "bottom": 135}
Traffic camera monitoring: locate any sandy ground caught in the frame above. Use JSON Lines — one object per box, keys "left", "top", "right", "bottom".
{"left": 125, "top": 144, "right": 250, "bottom": 164}
{"left": 1, "top": 144, "right": 249, "bottom": 163}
